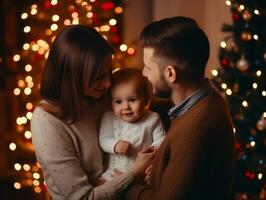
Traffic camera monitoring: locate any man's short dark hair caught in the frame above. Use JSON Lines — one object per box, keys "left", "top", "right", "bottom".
{"left": 140, "top": 16, "right": 210, "bottom": 81}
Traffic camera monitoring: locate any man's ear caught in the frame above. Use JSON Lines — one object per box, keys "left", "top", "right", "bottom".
{"left": 164, "top": 65, "right": 178, "bottom": 83}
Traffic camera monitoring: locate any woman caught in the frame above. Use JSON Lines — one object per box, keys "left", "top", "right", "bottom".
{"left": 31, "top": 25, "right": 154, "bottom": 200}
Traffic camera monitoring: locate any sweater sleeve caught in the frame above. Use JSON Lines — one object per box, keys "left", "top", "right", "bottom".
{"left": 99, "top": 111, "right": 120, "bottom": 154}
{"left": 150, "top": 113, "right": 166, "bottom": 148}
{"left": 31, "top": 108, "right": 134, "bottom": 200}
{"left": 125, "top": 126, "right": 206, "bottom": 200}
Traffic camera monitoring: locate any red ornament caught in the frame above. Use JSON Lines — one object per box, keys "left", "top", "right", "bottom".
{"left": 111, "top": 35, "right": 120, "bottom": 43}
{"left": 110, "top": 27, "right": 118, "bottom": 33}
{"left": 235, "top": 143, "right": 241, "bottom": 149}
{"left": 44, "top": 1, "right": 52, "bottom": 9}
{"left": 232, "top": 13, "right": 241, "bottom": 21}
{"left": 221, "top": 58, "right": 229, "bottom": 68}
{"left": 101, "top": 2, "right": 114, "bottom": 11}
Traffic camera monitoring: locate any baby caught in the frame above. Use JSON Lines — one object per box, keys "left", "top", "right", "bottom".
{"left": 99, "top": 68, "right": 166, "bottom": 180}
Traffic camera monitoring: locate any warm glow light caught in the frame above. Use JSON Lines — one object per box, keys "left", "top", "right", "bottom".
{"left": 18, "top": 80, "right": 25, "bottom": 88}
{"left": 33, "top": 180, "right": 40, "bottom": 186}
{"left": 14, "top": 88, "right": 21, "bottom": 96}
{"left": 21, "top": 13, "right": 28, "bottom": 19}
{"left": 250, "top": 141, "right": 256, "bottom": 147}
{"left": 31, "top": 9, "right": 37, "bottom": 15}
{"left": 34, "top": 187, "right": 42, "bottom": 193}
{"left": 120, "top": 44, "right": 128, "bottom": 51}
{"left": 211, "top": 69, "right": 218, "bottom": 76}
{"left": 86, "top": 12, "right": 93, "bottom": 18}
{"left": 21, "top": 116, "right": 27, "bottom": 124}
{"left": 24, "top": 26, "right": 31, "bottom": 33}
{"left": 25, "top": 131, "right": 32, "bottom": 139}
{"left": 256, "top": 70, "right": 262, "bottom": 76}
{"left": 26, "top": 112, "right": 33, "bottom": 120}
{"left": 226, "top": 89, "right": 232, "bottom": 95}
{"left": 13, "top": 54, "right": 20, "bottom": 62}
{"left": 127, "top": 48, "right": 135, "bottom": 55}
{"left": 252, "top": 83, "right": 258, "bottom": 89}
{"left": 9, "top": 143, "right": 16, "bottom": 151}
{"left": 258, "top": 173, "right": 263, "bottom": 180}
{"left": 25, "top": 64, "right": 32, "bottom": 72}
{"left": 242, "top": 101, "right": 248, "bottom": 107}
{"left": 23, "top": 43, "right": 30, "bottom": 50}
{"left": 253, "top": 35, "right": 259, "bottom": 40}
{"left": 233, "top": 127, "right": 236, "bottom": 133}
{"left": 16, "top": 117, "right": 22, "bottom": 125}
{"left": 24, "top": 87, "right": 32, "bottom": 95}
{"left": 262, "top": 91, "right": 266, "bottom": 96}
{"left": 33, "top": 173, "right": 40, "bottom": 179}
{"left": 45, "top": 29, "right": 53, "bottom": 36}
{"left": 109, "top": 19, "right": 117, "bottom": 26}
{"left": 115, "top": 6, "right": 123, "bottom": 14}
{"left": 254, "top": 10, "right": 260, "bottom": 15}
{"left": 64, "top": 19, "right": 71, "bottom": 26}
{"left": 100, "top": 25, "right": 110, "bottom": 32}
{"left": 23, "top": 164, "right": 31, "bottom": 171}
{"left": 14, "top": 182, "right": 21, "bottom": 190}
{"left": 26, "top": 102, "right": 33, "bottom": 110}
{"left": 51, "top": 24, "right": 58, "bottom": 31}
{"left": 26, "top": 76, "right": 33, "bottom": 83}
{"left": 225, "top": 0, "right": 231, "bottom": 6}
{"left": 263, "top": 112, "right": 266, "bottom": 118}
{"left": 220, "top": 41, "right": 226, "bottom": 48}
{"left": 52, "top": 15, "right": 60, "bottom": 22}
{"left": 72, "top": 12, "right": 78, "bottom": 18}
{"left": 72, "top": 19, "right": 79, "bottom": 25}
{"left": 239, "top": 4, "right": 245, "bottom": 11}
{"left": 51, "top": 0, "right": 58, "bottom": 5}
{"left": 32, "top": 44, "right": 39, "bottom": 51}
{"left": 221, "top": 83, "right": 227, "bottom": 89}
{"left": 14, "top": 163, "right": 22, "bottom": 171}
{"left": 31, "top": 4, "right": 37, "bottom": 9}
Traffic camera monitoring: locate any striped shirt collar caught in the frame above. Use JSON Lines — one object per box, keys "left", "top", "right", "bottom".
{"left": 168, "top": 79, "right": 211, "bottom": 120}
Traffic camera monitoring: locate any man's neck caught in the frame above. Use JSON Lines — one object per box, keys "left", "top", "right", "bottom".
{"left": 171, "top": 80, "right": 205, "bottom": 105}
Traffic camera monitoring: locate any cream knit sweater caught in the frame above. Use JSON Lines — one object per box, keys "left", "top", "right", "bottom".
{"left": 31, "top": 100, "right": 134, "bottom": 200}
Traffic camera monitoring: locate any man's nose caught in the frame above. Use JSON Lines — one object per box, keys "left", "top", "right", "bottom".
{"left": 122, "top": 101, "right": 130, "bottom": 109}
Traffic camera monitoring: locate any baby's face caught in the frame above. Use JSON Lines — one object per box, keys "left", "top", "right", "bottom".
{"left": 111, "top": 80, "right": 147, "bottom": 123}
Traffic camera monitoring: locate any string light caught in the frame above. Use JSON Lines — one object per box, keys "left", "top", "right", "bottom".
{"left": 250, "top": 141, "right": 256, "bottom": 147}
{"left": 114, "top": 6, "right": 123, "bottom": 13}
{"left": 225, "top": 0, "right": 231, "bottom": 6}
{"left": 263, "top": 112, "right": 266, "bottom": 118}
{"left": 220, "top": 41, "right": 226, "bottom": 48}
{"left": 256, "top": 70, "right": 262, "bottom": 76}
{"left": 51, "top": 0, "right": 58, "bottom": 6}
{"left": 258, "top": 173, "right": 263, "bottom": 180}
{"left": 26, "top": 102, "right": 33, "bottom": 110}
{"left": 23, "top": 164, "right": 31, "bottom": 171}
{"left": 25, "top": 64, "right": 32, "bottom": 72}
{"left": 33, "top": 173, "right": 40, "bottom": 179}
{"left": 109, "top": 19, "right": 117, "bottom": 26}
{"left": 14, "top": 88, "right": 21, "bottom": 96}
{"left": 9, "top": 143, "right": 16, "bottom": 151}
{"left": 21, "top": 13, "right": 28, "bottom": 20}
{"left": 226, "top": 88, "right": 232, "bottom": 95}
{"left": 211, "top": 69, "right": 218, "bottom": 76}
{"left": 252, "top": 83, "right": 258, "bottom": 89}
{"left": 24, "top": 131, "right": 32, "bottom": 139}
{"left": 50, "top": 24, "right": 58, "bottom": 31}
{"left": 14, "top": 182, "right": 21, "bottom": 190}
{"left": 52, "top": 15, "right": 60, "bottom": 22}
{"left": 222, "top": 83, "right": 227, "bottom": 89}
{"left": 254, "top": 10, "right": 260, "bottom": 15}
{"left": 120, "top": 44, "right": 127, "bottom": 51}
{"left": 262, "top": 91, "right": 266, "bottom": 96}
{"left": 23, "top": 43, "right": 30, "bottom": 50}
{"left": 253, "top": 34, "right": 259, "bottom": 40}
{"left": 242, "top": 101, "right": 248, "bottom": 107}
{"left": 14, "top": 163, "right": 22, "bottom": 171}
{"left": 13, "top": 54, "right": 20, "bottom": 62}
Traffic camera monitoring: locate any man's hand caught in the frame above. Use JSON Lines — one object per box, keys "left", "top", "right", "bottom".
{"left": 114, "top": 140, "right": 131, "bottom": 155}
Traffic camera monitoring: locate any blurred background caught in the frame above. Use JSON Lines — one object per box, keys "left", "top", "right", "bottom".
{"left": 0, "top": 0, "right": 265, "bottom": 199}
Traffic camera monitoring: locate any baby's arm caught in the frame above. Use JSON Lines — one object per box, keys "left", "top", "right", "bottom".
{"left": 99, "top": 111, "right": 120, "bottom": 154}
{"left": 99, "top": 111, "right": 131, "bottom": 155}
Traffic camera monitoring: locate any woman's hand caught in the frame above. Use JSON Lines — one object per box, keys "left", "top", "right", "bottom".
{"left": 144, "top": 164, "right": 152, "bottom": 184}
{"left": 131, "top": 147, "right": 156, "bottom": 181}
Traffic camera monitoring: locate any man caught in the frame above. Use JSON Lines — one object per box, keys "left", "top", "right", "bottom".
{"left": 125, "top": 16, "right": 235, "bottom": 200}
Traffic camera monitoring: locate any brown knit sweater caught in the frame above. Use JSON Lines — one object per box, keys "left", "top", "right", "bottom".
{"left": 125, "top": 86, "right": 235, "bottom": 200}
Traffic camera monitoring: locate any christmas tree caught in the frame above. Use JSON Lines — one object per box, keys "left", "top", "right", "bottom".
{"left": 7, "top": 0, "right": 135, "bottom": 199}
{"left": 212, "top": 0, "right": 266, "bottom": 199}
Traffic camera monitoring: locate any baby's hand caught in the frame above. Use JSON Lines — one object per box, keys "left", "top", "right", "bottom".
{"left": 114, "top": 140, "right": 131, "bottom": 155}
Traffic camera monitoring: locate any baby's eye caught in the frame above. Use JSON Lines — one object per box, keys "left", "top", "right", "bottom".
{"left": 114, "top": 99, "right": 122, "bottom": 104}
{"left": 128, "top": 98, "right": 137, "bottom": 102}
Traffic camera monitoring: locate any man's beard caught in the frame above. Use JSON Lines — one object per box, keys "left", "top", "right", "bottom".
{"left": 153, "top": 76, "right": 172, "bottom": 98}
{"left": 154, "top": 86, "right": 171, "bottom": 98}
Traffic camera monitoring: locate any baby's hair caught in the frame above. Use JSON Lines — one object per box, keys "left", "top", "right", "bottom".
{"left": 112, "top": 68, "right": 150, "bottom": 104}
